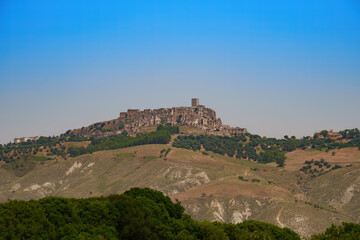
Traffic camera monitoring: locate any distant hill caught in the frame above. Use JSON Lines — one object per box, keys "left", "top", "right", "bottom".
{"left": 1, "top": 102, "right": 359, "bottom": 238}
{"left": 67, "top": 98, "right": 247, "bottom": 139}
{"left": 0, "top": 187, "right": 303, "bottom": 239}
{"left": 1, "top": 139, "right": 359, "bottom": 237}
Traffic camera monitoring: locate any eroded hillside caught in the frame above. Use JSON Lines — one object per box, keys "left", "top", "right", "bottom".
{"left": 0, "top": 143, "right": 359, "bottom": 238}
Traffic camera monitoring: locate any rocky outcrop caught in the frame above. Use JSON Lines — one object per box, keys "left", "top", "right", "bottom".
{"left": 69, "top": 99, "right": 247, "bottom": 138}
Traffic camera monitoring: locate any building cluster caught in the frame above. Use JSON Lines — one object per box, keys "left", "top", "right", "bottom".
{"left": 315, "top": 129, "right": 343, "bottom": 139}
{"left": 326, "top": 130, "right": 343, "bottom": 139}
{"left": 14, "top": 136, "right": 40, "bottom": 144}
{"left": 70, "top": 98, "right": 247, "bottom": 138}
{"left": 119, "top": 100, "right": 221, "bottom": 130}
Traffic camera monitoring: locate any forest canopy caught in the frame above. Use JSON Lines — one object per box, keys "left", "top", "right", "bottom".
{"left": 0, "top": 188, "right": 358, "bottom": 239}
{"left": 0, "top": 187, "right": 301, "bottom": 240}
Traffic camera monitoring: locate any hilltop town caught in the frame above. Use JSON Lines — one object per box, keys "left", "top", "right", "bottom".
{"left": 69, "top": 98, "right": 247, "bottom": 138}
{"left": 12, "top": 99, "right": 347, "bottom": 143}
{"left": 2, "top": 99, "right": 360, "bottom": 238}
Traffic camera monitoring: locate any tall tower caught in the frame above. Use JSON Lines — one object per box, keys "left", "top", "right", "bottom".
{"left": 191, "top": 98, "right": 199, "bottom": 107}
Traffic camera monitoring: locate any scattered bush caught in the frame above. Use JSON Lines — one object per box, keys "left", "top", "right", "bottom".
{"left": 238, "top": 176, "right": 248, "bottom": 181}
{"left": 332, "top": 165, "right": 342, "bottom": 170}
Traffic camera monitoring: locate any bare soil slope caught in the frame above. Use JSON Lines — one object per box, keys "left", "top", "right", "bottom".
{"left": 0, "top": 144, "right": 359, "bottom": 238}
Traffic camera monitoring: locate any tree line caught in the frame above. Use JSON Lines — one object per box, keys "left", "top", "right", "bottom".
{"left": 0, "top": 187, "right": 299, "bottom": 239}
{"left": 0, "top": 187, "right": 357, "bottom": 239}
{"left": 68, "top": 126, "right": 179, "bottom": 157}
{"left": 172, "top": 130, "right": 360, "bottom": 167}
{"left": 172, "top": 135, "right": 287, "bottom": 167}
{"left": 0, "top": 135, "right": 88, "bottom": 163}
{"left": 1, "top": 127, "right": 359, "bottom": 164}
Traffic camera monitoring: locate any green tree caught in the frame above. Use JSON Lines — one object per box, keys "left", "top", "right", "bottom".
{"left": 259, "top": 147, "right": 286, "bottom": 167}
{"left": 320, "top": 130, "right": 328, "bottom": 138}
{"left": 311, "top": 222, "right": 360, "bottom": 240}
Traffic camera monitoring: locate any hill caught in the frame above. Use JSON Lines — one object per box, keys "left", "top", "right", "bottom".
{"left": 0, "top": 139, "right": 359, "bottom": 238}
{"left": 67, "top": 98, "right": 247, "bottom": 139}
{"left": 0, "top": 187, "right": 304, "bottom": 240}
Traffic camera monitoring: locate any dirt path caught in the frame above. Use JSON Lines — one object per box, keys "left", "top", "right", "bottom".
{"left": 276, "top": 206, "right": 285, "bottom": 228}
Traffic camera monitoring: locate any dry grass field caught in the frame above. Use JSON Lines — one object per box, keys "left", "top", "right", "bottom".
{"left": 285, "top": 147, "right": 360, "bottom": 171}
{"left": 0, "top": 143, "right": 359, "bottom": 237}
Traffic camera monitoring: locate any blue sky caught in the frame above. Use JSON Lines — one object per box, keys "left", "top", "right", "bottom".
{"left": 0, "top": 0, "right": 359, "bottom": 143}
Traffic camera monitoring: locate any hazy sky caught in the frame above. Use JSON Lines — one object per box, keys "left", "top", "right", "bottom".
{"left": 1, "top": 0, "right": 359, "bottom": 144}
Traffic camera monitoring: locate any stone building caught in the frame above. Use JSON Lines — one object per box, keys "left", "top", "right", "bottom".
{"left": 314, "top": 129, "right": 342, "bottom": 139}
{"left": 192, "top": 98, "right": 199, "bottom": 107}
{"left": 14, "top": 137, "right": 28, "bottom": 144}
{"left": 14, "top": 136, "right": 39, "bottom": 144}
{"left": 70, "top": 98, "right": 247, "bottom": 138}
{"left": 326, "top": 130, "right": 342, "bottom": 139}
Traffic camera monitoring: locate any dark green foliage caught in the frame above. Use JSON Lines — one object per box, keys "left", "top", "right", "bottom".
{"left": 33, "top": 156, "right": 54, "bottom": 162}
{"left": 320, "top": 130, "right": 328, "bottom": 138}
{"left": 68, "top": 146, "right": 88, "bottom": 157}
{"left": 68, "top": 127, "right": 177, "bottom": 157}
{"left": 101, "top": 128, "right": 113, "bottom": 132}
{"left": 238, "top": 176, "right": 248, "bottom": 181}
{"left": 282, "top": 138, "right": 297, "bottom": 152}
{"left": 311, "top": 222, "right": 360, "bottom": 240}
{"left": 0, "top": 135, "right": 88, "bottom": 163}
{"left": 156, "top": 125, "right": 179, "bottom": 134}
{"left": 173, "top": 135, "right": 253, "bottom": 159}
{"left": 0, "top": 126, "right": 179, "bottom": 163}
{"left": 123, "top": 187, "right": 184, "bottom": 219}
{"left": 259, "top": 147, "right": 286, "bottom": 167}
{"left": 165, "top": 148, "right": 171, "bottom": 157}
{"left": 0, "top": 188, "right": 302, "bottom": 240}
{"left": 224, "top": 220, "right": 301, "bottom": 240}
{"left": 2, "top": 128, "right": 359, "bottom": 164}
{"left": 87, "top": 129, "right": 171, "bottom": 152}
{"left": 173, "top": 135, "right": 201, "bottom": 151}
{"left": 332, "top": 165, "right": 342, "bottom": 170}
{"left": 173, "top": 135, "right": 287, "bottom": 166}
{"left": 305, "top": 159, "right": 314, "bottom": 164}
{"left": 172, "top": 129, "right": 360, "bottom": 168}
{"left": 177, "top": 115, "right": 182, "bottom": 123}
{"left": 339, "top": 128, "right": 360, "bottom": 139}
{"left": 301, "top": 159, "right": 333, "bottom": 176}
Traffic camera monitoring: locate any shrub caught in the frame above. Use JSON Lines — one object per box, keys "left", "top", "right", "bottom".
{"left": 332, "top": 165, "right": 342, "bottom": 170}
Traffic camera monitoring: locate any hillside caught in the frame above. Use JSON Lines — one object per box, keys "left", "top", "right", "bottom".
{"left": 0, "top": 187, "right": 304, "bottom": 240}
{"left": 1, "top": 141, "right": 359, "bottom": 238}
{"left": 67, "top": 98, "right": 247, "bottom": 139}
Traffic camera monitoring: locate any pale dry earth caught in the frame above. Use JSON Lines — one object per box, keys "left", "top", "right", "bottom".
{"left": 0, "top": 144, "right": 359, "bottom": 238}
